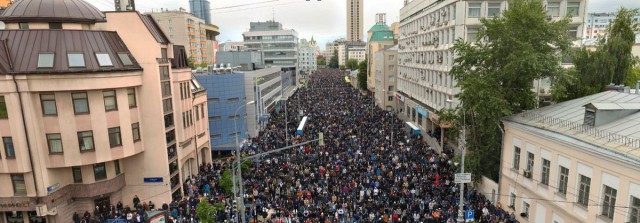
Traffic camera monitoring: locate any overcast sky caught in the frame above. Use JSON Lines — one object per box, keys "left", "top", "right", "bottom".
{"left": 87, "top": 0, "right": 640, "bottom": 50}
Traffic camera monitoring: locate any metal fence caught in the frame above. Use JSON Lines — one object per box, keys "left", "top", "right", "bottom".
{"left": 519, "top": 112, "right": 640, "bottom": 149}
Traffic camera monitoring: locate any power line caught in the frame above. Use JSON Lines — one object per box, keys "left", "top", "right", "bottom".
{"left": 213, "top": 1, "right": 308, "bottom": 15}
{"left": 213, "top": 0, "right": 280, "bottom": 10}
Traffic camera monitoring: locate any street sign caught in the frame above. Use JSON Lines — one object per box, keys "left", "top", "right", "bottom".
{"left": 465, "top": 210, "right": 474, "bottom": 221}
{"left": 144, "top": 177, "right": 163, "bottom": 183}
{"left": 455, "top": 173, "right": 472, "bottom": 183}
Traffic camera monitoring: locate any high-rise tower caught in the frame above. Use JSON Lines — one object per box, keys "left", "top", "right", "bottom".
{"left": 189, "top": 0, "right": 212, "bottom": 24}
{"left": 346, "top": 0, "right": 363, "bottom": 41}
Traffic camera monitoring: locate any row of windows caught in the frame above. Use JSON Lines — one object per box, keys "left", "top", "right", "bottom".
{"left": 398, "top": 67, "right": 455, "bottom": 88}
{"left": 0, "top": 90, "right": 136, "bottom": 120}
{"left": 511, "top": 146, "right": 635, "bottom": 220}
{"left": 37, "top": 52, "right": 133, "bottom": 69}
{"left": 398, "top": 79, "right": 453, "bottom": 111}
{"left": 180, "top": 82, "right": 191, "bottom": 100}
{"left": 0, "top": 123, "right": 139, "bottom": 160}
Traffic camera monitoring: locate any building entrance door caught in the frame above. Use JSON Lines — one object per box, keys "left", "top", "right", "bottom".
{"left": 94, "top": 197, "right": 110, "bottom": 212}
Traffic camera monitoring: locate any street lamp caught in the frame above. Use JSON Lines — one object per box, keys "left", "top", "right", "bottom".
{"left": 233, "top": 100, "right": 254, "bottom": 223}
{"left": 446, "top": 98, "right": 466, "bottom": 223}
{"left": 279, "top": 97, "right": 289, "bottom": 146}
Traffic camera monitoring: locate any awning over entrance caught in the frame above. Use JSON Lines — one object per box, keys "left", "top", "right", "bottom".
{"left": 405, "top": 122, "right": 421, "bottom": 135}
{"left": 429, "top": 113, "right": 453, "bottom": 128}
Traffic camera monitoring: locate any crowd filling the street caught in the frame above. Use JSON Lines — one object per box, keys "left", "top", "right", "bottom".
{"left": 77, "top": 69, "right": 517, "bottom": 223}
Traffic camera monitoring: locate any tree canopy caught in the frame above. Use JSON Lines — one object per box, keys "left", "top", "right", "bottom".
{"left": 552, "top": 8, "right": 639, "bottom": 102}
{"left": 357, "top": 59, "right": 368, "bottom": 90}
{"left": 328, "top": 50, "right": 339, "bottom": 68}
{"left": 446, "top": 0, "right": 571, "bottom": 181}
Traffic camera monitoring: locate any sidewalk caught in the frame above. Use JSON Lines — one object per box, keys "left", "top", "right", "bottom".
{"left": 394, "top": 111, "right": 443, "bottom": 152}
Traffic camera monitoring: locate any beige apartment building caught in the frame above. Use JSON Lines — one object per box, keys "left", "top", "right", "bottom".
{"left": 499, "top": 91, "right": 640, "bottom": 223}
{"left": 150, "top": 9, "right": 220, "bottom": 66}
{"left": 0, "top": 0, "right": 210, "bottom": 222}
{"left": 374, "top": 45, "right": 398, "bottom": 112}
{"left": 366, "top": 14, "right": 396, "bottom": 91}
{"left": 346, "top": 0, "right": 363, "bottom": 42}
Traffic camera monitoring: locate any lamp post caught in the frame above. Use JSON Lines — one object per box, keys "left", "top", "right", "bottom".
{"left": 279, "top": 97, "right": 289, "bottom": 146}
{"left": 447, "top": 99, "right": 466, "bottom": 223}
{"left": 234, "top": 100, "right": 254, "bottom": 223}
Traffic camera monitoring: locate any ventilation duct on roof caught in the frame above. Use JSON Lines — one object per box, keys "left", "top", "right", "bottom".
{"left": 583, "top": 103, "right": 640, "bottom": 127}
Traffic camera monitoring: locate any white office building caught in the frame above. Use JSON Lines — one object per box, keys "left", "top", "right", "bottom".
{"left": 298, "top": 38, "right": 318, "bottom": 74}
{"left": 398, "top": 0, "right": 588, "bottom": 133}
{"left": 243, "top": 21, "right": 299, "bottom": 68}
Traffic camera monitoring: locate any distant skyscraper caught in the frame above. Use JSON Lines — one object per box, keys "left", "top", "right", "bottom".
{"left": 346, "top": 0, "right": 363, "bottom": 41}
{"left": 189, "top": 0, "right": 211, "bottom": 24}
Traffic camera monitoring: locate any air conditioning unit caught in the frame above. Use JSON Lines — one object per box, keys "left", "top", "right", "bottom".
{"left": 523, "top": 170, "right": 532, "bottom": 178}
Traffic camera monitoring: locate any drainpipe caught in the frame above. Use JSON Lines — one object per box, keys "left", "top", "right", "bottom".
{"left": 496, "top": 120, "right": 505, "bottom": 205}
{"left": 12, "top": 74, "right": 42, "bottom": 198}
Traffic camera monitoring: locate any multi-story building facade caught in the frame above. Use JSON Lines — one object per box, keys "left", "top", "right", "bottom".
{"left": 217, "top": 51, "right": 264, "bottom": 70}
{"left": 189, "top": 0, "right": 212, "bottom": 24}
{"left": 338, "top": 41, "right": 367, "bottom": 67}
{"left": 374, "top": 45, "right": 398, "bottom": 112}
{"left": 398, "top": 0, "right": 587, "bottom": 134}
{"left": 298, "top": 38, "right": 318, "bottom": 74}
{"left": 325, "top": 38, "right": 347, "bottom": 61}
{"left": 584, "top": 12, "right": 640, "bottom": 42}
{"left": 150, "top": 9, "right": 220, "bottom": 65}
{"left": 346, "top": 0, "right": 363, "bottom": 41}
{"left": 243, "top": 21, "right": 299, "bottom": 69}
{"left": 243, "top": 68, "right": 294, "bottom": 137}
{"left": 0, "top": 1, "right": 210, "bottom": 222}
{"left": 219, "top": 41, "right": 246, "bottom": 52}
{"left": 195, "top": 70, "right": 248, "bottom": 154}
{"left": 499, "top": 90, "right": 640, "bottom": 223}
{"left": 367, "top": 15, "right": 395, "bottom": 91}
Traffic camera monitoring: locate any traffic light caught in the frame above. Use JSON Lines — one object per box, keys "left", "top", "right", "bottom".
{"left": 319, "top": 132, "right": 324, "bottom": 146}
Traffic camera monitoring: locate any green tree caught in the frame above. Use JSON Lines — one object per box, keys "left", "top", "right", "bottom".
{"left": 196, "top": 198, "right": 224, "bottom": 222}
{"left": 346, "top": 59, "right": 359, "bottom": 70}
{"left": 329, "top": 50, "right": 339, "bottom": 68}
{"left": 624, "top": 66, "right": 640, "bottom": 88}
{"left": 357, "top": 59, "right": 368, "bottom": 90}
{"left": 340, "top": 65, "right": 346, "bottom": 70}
{"left": 318, "top": 57, "right": 327, "bottom": 66}
{"left": 187, "top": 57, "right": 197, "bottom": 70}
{"left": 200, "top": 61, "right": 209, "bottom": 68}
{"left": 448, "top": 0, "right": 570, "bottom": 181}
{"left": 219, "top": 169, "right": 233, "bottom": 194}
{"left": 552, "top": 8, "right": 639, "bottom": 101}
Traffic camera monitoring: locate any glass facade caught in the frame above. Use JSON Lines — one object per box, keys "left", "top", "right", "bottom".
{"left": 189, "top": 0, "right": 211, "bottom": 24}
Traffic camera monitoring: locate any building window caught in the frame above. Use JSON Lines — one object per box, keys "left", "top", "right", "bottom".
{"left": 72, "top": 167, "right": 83, "bottom": 183}
{"left": 93, "top": 162, "right": 107, "bottom": 181}
{"left": 128, "top": 88, "right": 137, "bottom": 108}
{"left": 541, "top": 158, "right": 550, "bottom": 185}
{"left": 578, "top": 175, "right": 591, "bottom": 206}
{"left": 118, "top": 53, "right": 134, "bottom": 66}
{"left": 208, "top": 98, "right": 220, "bottom": 103}
{"left": 388, "top": 86, "right": 394, "bottom": 91}
{"left": 526, "top": 152, "right": 534, "bottom": 171}
{"left": 72, "top": 92, "right": 89, "bottom": 114}
{"left": 388, "top": 96, "right": 394, "bottom": 101}
{"left": 584, "top": 108, "right": 595, "bottom": 126}
{"left": 161, "top": 82, "right": 171, "bottom": 97}
{"left": 37, "top": 53, "right": 55, "bottom": 68}
{"left": 210, "top": 116, "right": 221, "bottom": 121}
{"left": 388, "top": 55, "right": 394, "bottom": 61}
{"left": 388, "top": 76, "right": 394, "bottom": 82}
{"left": 132, "top": 123, "right": 140, "bottom": 141}
{"left": 40, "top": 94, "right": 57, "bottom": 115}
{"left": 95, "top": 53, "right": 113, "bottom": 67}
{"left": 200, "top": 105, "right": 205, "bottom": 119}
{"left": 487, "top": 3, "right": 501, "bottom": 17}
{"left": 522, "top": 201, "right": 530, "bottom": 219}
{"left": 3, "top": 137, "right": 15, "bottom": 158}
{"left": 108, "top": 127, "right": 122, "bottom": 147}
{"left": 195, "top": 107, "right": 200, "bottom": 121}
{"left": 11, "top": 174, "right": 26, "bottom": 195}
{"left": 600, "top": 185, "right": 617, "bottom": 219}
{"left": 513, "top": 146, "right": 521, "bottom": 170}
{"left": 160, "top": 66, "right": 170, "bottom": 80}
{"left": 630, "top": 196, "right": 640, "bottom": 223}
{"left": 48, "top": 22, "right": 62, "bottom": 29}
{"left": 114, "top": 160, "right": 121, "bottom": 175}
{"left": 547, "top": 2, "right": 560, "bottom": 17}
{"left": 211, "top": 134, "right": 222, "bottom": 139}
{"left": 103, "top": 90, "right": 118, "bottom": 111}
{"left": 67, "top": 53, "right": 85, "bottom": 67}
{"left": 566, "top": 2, "right": 580, "bottom": 17}
{"left": 509, "top": 193, "right": 516, "bottom": 209}
{"left": 388, "top": 65, "right": 395, "bottom": 71}
{"left": 227, "top": 98, "right": 240, "bottom": 103}
{"left": 558, "top": 166, "right": 569, "bottom": 195}
{"left": 468, "top": 3, "right": 481, "bottom": 17}
{"left": 0, "top": 96, "right": 6, "bottom": 118}
{"left": 467, "top": 28, "right": 479, "bottom": 41}
{"left": 77, "top": 131, "right": 95, "bottom": 151}
{"left": 47, "top": 133, "right": 63, "bottom": 154}
{"left": 163, "top": 98, "right": 173, "bottom": 113}
{"left": 19, "top": 23, "right": 29, "bottom": 30}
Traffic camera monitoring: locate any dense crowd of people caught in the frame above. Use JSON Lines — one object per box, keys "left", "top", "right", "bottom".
{"left": 81, "top": 69, "right": 516, "bottom": 223}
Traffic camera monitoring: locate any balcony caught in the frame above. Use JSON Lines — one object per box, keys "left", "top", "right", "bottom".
{"left": 187, "top": 24, "right": 195, "bottom": 28}
{"left": 188, "top": 32, "right": 196, "bottom": 36}
{"left": 156, "top": 58, "right": 170, "bottom": 64}
{"left": 189, "top": 46, "right": 196, "bottom": 50}
{"left": 189, "top": 39, "right": 196, "bottom": 43}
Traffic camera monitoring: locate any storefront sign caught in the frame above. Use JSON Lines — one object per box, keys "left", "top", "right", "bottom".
{"left": 46, "top": 183, "right": 60, "bottom": 194}
{"left": 0, "top": 202, "right": 30, "bottom": 208}
{"left": 415, "top": 106, "right": 428, "bottom": 117}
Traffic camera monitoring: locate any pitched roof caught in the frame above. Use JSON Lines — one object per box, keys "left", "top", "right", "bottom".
{"left": 504, "top": 91, "right": 640, "bottom": 160}
{"left": 0, "top": 0, "right": 106, "bottom": 23}
{"left": 370, "top": 30, "right": 394, "bottom": 42}
{"left": 139, "top": 14, "right": 170, "bottom": 44}
{"left": 0, "top": 30, "right": 142, "bottom": 74}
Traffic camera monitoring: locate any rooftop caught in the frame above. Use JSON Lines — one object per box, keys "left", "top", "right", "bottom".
{"left": 368, "top": 24, "right": 391, "bottom": 33}
{"left": 0, "top": 0, "right": 106, "bottom": 23}
{"left": 370, "top": 30, "right": 395, "bottom": 42}
{"left": 0, "top": 30, "right": 141, "bottom": 74}
{"left": 503, "top": 91, "right": 640, "bottom": 162}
